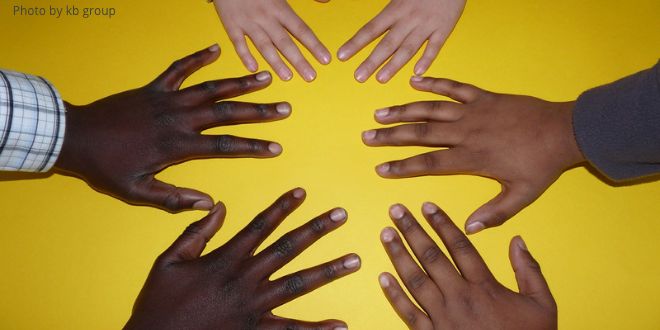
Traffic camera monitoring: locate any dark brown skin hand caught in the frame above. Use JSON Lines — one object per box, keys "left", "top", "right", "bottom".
{"left": 54, "top": 45, "right": 291, "bottom": 213}
{"left": 379, "top": 203, "right": 557, "bottom": 330}
{"left": 125, "top": 188, "right": 359, "bottom": 330}
{"left": 362, "top": 77, "right": 586, "bottom": 234}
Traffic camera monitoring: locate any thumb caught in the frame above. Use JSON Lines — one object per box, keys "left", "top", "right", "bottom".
{"left": 158, "top": 202, "right": 226, "bottom": 266}
{"left": 509, "top": 236, "right": 556, "bottom": 309}
{"left": 464, "top": 183, "right": 540, "bottom": 234}
{"left": 127, "top": 177, "right": 215, "bottom": 213}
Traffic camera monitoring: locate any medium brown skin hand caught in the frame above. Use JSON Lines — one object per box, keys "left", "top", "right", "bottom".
{"left": 379, "top": 203, "right": 557, "bottom": 330}
{"left": 362, "top": 77, "right": 586, "bottom": 234}
{"left": 125, "top": 188, "right": 360, "bottom": 330}
{"left": 54, "top": 45, "right": 291, "bottom": 213}
{"left": 213, "top": 0, "right": 331, "bottom": 82}
{"left": 338, "top": 0, "right": 466, "bottom": 83}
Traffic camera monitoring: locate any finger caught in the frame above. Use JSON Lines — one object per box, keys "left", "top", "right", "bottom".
{"left": 421, "top": 202, "right": 495, "bottom": 285}
{"left": 410, "top": 77, "right": 486, "bottom": 104}
{"left": 414, "top": 31, "right": 446, "bottom": 76}
{"left": 362, "top": 122, "right": 462, "bottom": 147}
{"left": 128, "top": 176, "right": 215, "bottom": 213}
{"left": 279, "top": 9, "right": 331, "bottom": 65}
{"left": 388, "top": 204, "right": 462, "bottom": 291}
{"left": 375, "top": 149, "right": 475, "bottom": 178}
{"left": 464, "top": 183, "right": 541, "bottom": 234}
{"left": 189, "top": 101, "right": 291, "bottom": 131}
{"left": 265, "top": 25, "right": 317, "bottom": 82}
{"left": 510, "top": 236, "right": 557, "bottom": 309}
{"left": 223, "top": 188, "right": 306, "bottom": 256}
{"left": 373, "top": 101, "right": 463, "bottom": 125}
{"left": 354, "top": 24, "right": 415, "bottom": 83}
{"left": 227, "top": 28, "right": 259, "bottom": 72}
{"left": 264, "top": 253, "right": 360, "bottom": 307}
{"left": 261, "top": 315, "right": 347, "bottom": 330}
{"left": 156, "top": 202, "right": 226, "bottom": 266}
{"left": 380, "top": 227, "right": 444, "bottom": 313}
{"left": 176, "top": 71, "right": 273, "bottom": 106}
{"left": 188, "top": 135, "right": 282, "bottom": 159}
{"left": 251, "top": 207, "right": 348, "bottom": 276}
{"left": 152, "top": 44, "right": 221, "bottom": 92}
{"left": 337, "top": 7, "right": 394, "bottom": 61}
{"left": 246, "top": 27, "right": 294, "bottom": 80}
{"left": 379, "top": 272, "right": 434, "bottom": 330}
{"left": 377, "top": 30, "right": 429, "bottom": 83}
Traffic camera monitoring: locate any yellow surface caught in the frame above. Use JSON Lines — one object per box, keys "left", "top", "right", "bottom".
{"left": 1, "top": 0, "right": 659, "bottom": 329}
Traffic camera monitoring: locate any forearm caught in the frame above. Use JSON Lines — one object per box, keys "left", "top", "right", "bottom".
{"left": 573, "top": 60, "right": 660, "bottom": 181}
{"left": 0, "top": 69, "right": 66, "bottom": 172}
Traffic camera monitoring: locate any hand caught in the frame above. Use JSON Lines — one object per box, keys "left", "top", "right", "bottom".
{"left": 379, "top": 203, "right": 557, "bottom": 329}
{"left": 125, "top": 188, "right": 360, "bottom": 330}
{"left": 55, "top": 45, "right": 291, "bottom": 213}
{"left": 362, "top": 77, "right": 586, "bottom": 233}
{"left": 213, "top": 0, "right": 331, "bottom": 82}
{"left": 338, "top": 0, "right": 465, "bottom": 83}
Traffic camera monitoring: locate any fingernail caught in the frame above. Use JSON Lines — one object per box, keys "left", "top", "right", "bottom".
{"left": 375, "top": 108, "right": 390, "bottom": 119}
{"left": 389, "top": 204, "right": 405, "bottom": 220}
{"left": 334, "top": 326, "right": 348, "bottom": 330}
{"left": 293, "top": 188, "right": 305, "bottom": 199}
{"left": 268, "top": 143, "right": 282, "bottom": 154}
{"left": 362, "top": 130, "right": 376, "bottom": 141}
{"left": 376, "top": 70, "right": 390, "bottom": 84}
{"left": 322, "top": 54, "right": 331, "bottom": 65}
{"left": 414, "top": 65, "right": 426, "bottom": 76}
{"left": 343, "top": 255, "right": 360, "bottom": 269}
{"left": 256, "top": 71, "right": 271, "bottom": 81}
{"left": 210, "top": 202, "right": 224, "bottom": 213}
{"left": 192, "top": 200, "right": 213, "bottom": 211}
{"left": 376, "top": 163, "right": 390, "bottom": 174}
{"left": 465, "top": 222, "right": 485, "bottom": 235}
{"left": 330, "top": 208, "right": 347, "bottom": 222}
{"left": 337, "top": 49, "right": 348, "bottom": 61}
{"left": 379, "top": 273, "right": 390, "bottom": 288}
{"left": 303, "top": 68, "right": 316, "bottom": 82}
{"left": 355, "top": 68, "right": 368, "bottom": 83}
{"left": 381, "top": 227, "right": 395, "bottom": 242}
{"left": 422, "top": 202, "right": 438, "bottom": 215}
{"left": 247, "top": 61, "right": 258, "bottom": 72}
{"left": 411, "top": 75, "right": 423, "bottom": 82}
{"left": 207, "top": 44, "right": 220, "bottom": 52}
{"left": 516, "top": 236, "right": 528, "bottom": 251}
{"left": 281, "top": 69, "right": 293, "bottom": 81}
{"left": 276, "top": 102, "right": 291, "bottom": 115}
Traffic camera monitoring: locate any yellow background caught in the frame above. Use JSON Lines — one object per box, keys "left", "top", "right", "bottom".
{"left": 1, "top": 0, "right": 659, "bottom": 329}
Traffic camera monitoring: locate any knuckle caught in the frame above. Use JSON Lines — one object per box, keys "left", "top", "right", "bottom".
{"left": 249, "top": 215, "right": 267, "bottom": 232}
{"left": 310, "top": 217, "right": 326, "bottom": 234}
{"left": 405, "top": 311, "right": 419, "bottom": 325}
{"left": 215, "top": 135, "right": 236, "bottom": 153}
{"left": 278, "top": 197, "right": 292, "bottom": 211}
{"left": 168, "top": 59, "right": 185, "bottom": 73}
{"left": 323, "top": 264, "right": 338, "bottom": 280}
{"left": 422, "top": 153, "right": 436, "bottom": 170}
{"left": 361, "top": 60, "right": 377, "bottom": 73}
{"left": 201, "top": 80, "right": 217, "bottom": 94}
{"left": 213, "top": 102, "right": 234, "bottom": 121}
{"left": 284, "top": 275, "right": 306, "bottom": 295}
{"left": 413, "top": 124, "right": 429, "bottom": 139}
{"left": 449, "top": 237, "right": 474, "bottom": 254}
{"left": 421, "top": 246, "right": 442, "bottom": 264}
{"left": 398, "top": 45, "right": 416, "bottom": 59}
{"left": 247, "top": 140, "right": 262, "bottom": 153}
{"left": 273, "top": 235, "right": 295, "bottom": 257}
{"left": 255, "top": 104, "right": 269, "bottom": 118}
{"left": 163, "top": 191, "right": 183, "bottom": 211}
{"left": 398, "top": 216, "right": 415, "bottom": 233}
{"left": 405, "top": 271, "right": 427, "bottom": 290}
{"left": 430, "top": 101, "right": 444, "bottom": 113}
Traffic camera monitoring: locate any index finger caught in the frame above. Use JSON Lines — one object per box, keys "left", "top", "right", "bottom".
{"left": 220, "top": 188, "right": 306, "bottom": 256}
{"left": 410, "top": 77, "right": 486, "bottom": 104}
{"left": 421, "top": 202, "right": 495, "bottom": 285}
{"left": 176, "top": 71, "right": 273, "bottom": 106}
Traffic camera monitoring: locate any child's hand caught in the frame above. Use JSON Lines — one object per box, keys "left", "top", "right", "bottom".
{"left": 379, "top": 203, "right": 557, "bottom": 329}
{"left": 213, "top": 0, "right": 331, "bottom": 82}
{"left": 338, "top": 0, "right": 465, "bottom": 83}
{"left": 362, "top": 77, "right": 586, "bottom": 234}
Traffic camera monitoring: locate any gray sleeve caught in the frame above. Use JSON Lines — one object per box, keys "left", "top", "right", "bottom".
{"left": 572, "top": 60, "right": 660, "bottom": 182}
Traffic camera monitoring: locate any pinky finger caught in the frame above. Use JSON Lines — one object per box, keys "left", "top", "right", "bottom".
{"left": 414, "top": 32, "right": 446, "bottom": 76}
{"left": 379, "top": 273, "right": 433, "bottom": 330}
{"left": 228, "top": 30, "right": 259, "bottom": 72}
{"left": 261, "top": 315, "right": 347, "bottom": 330}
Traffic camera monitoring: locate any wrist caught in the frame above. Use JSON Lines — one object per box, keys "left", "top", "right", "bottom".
{"left": 555, "top": 101, "right": 586, "bottom": 169}
{"left": 53, "top": 102, "right": 84, "bottom": 175}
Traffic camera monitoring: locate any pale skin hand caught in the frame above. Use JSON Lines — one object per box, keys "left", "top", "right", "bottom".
{"left": 362, "top": 77, "right": 586, "bottom": 234}
{"left": 379, "top": 203, "right": 557, "bottom": 329}
{"left": 338, "top": 0, "right": 466, "bottom": 83}
{"left": 213, "top": 0, "right": 331, "bottom": 82}
{"left": 126, "top": 188, "right": 360, "bottom": 330}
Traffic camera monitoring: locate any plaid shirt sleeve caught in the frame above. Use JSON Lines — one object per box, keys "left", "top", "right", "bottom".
{"left": 0, "top": 69, "right": 66, "bottom": 172}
